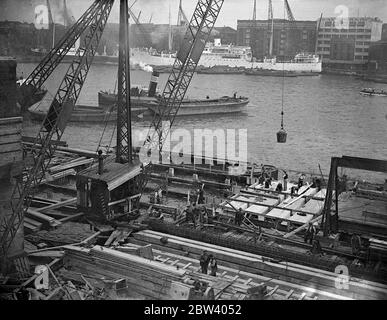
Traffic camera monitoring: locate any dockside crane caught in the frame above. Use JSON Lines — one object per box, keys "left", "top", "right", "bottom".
{"left": 284, "top": 0, "right": 295, "bottom": 21}
{"left": 142, "top": 0, "right": 224, "bottom": 161}
{"left": 18, "top": 1, "right": 107, "bottom": 110}
{"left": 0, "top": 0, "right": 114, "bottom": 273}
{"left": 267, "top": 0, "right": 274, "bottom": 57}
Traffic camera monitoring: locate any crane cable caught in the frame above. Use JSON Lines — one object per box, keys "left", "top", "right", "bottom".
{"left": 280, "top": 2, "right": 286, "bottom": 130}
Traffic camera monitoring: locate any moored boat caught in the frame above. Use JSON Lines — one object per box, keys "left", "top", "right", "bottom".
{"left": 148, "top": 96, "right": 249, "bottom": 116}
{"left": 244, "top": 68, "right": 297, "bottom": 77}
{"left": 360, "top": 88, "right": 387, "bottom": 97}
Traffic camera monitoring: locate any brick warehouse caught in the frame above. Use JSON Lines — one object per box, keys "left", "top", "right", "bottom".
{"left": 237, "top": 19, "right": 318, "bottom": 61}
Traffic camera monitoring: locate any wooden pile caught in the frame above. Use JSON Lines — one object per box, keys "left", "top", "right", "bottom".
{"left": 26, "top": 222, "right": 96, "bottom": 246}
{"left": 63, "top": 245, "right": 193, "bottom": 300}
{"left": 131, "top": 230, "right": 387, "bottom": 300}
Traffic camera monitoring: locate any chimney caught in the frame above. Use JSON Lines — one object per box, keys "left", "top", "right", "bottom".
{"left": 148, "top": 71, "right": 160, "bottom": 97}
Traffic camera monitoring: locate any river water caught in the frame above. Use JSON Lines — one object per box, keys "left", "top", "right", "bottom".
{"left": 18, "top": 63, "right": 387, "bottom": 182}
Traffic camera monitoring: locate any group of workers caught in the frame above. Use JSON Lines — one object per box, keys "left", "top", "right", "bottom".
{"left": 199, "top": 250, "right": 218, "bottom": 276}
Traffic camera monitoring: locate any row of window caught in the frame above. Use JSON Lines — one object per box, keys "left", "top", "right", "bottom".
{"left": 319, "top": 54, "right": 368, "bottom": 60}
{"left": 320, "top": 28, "right": 372, "bottom": 33}
{"left": 324, "top": 21, "right": 366, "bottom": 27}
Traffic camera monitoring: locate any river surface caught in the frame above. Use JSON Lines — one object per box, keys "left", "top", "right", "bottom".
{"left": 18, "top": 63, "right": 387, "bottom": 182}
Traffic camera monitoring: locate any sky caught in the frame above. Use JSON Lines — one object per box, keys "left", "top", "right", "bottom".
{"left": 1, "top": 0, "right": 386, "bottom": 28}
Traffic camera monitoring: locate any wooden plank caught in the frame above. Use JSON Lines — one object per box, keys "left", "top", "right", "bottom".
{"left": 0, "top": 133, "right": 21, "bottom": 144}
{"left": 285, "top": 289, "right": 294, "bottom": 299}
{"left": 136, "top": 230, "right": 386, "bottom": 300}
{"left": 58, "top": 212, "right": 85, "bottom": 223}
{"left": 0, "top": 117, "right": 23, "bottom": 126}
{"left": 182, "top": 262, "right": 192, "bottom": 269}
{"left": 36, "top": 198, "right": 77, "bottom": 213}
{"left": 126, "top": 238, "right": 351, "bottom": 300}
{"left": 105, "top": 230, "right": 121, "bottom": 246}
{"left": 170, "top": 259, "right": 179, "bottom": 266}
{"left": 283, "top": 215, "right": 323, "bottom": 238}
{"left": 267, "top": 285, "right": 279, "bottom": 296}
{"left": 0, "top": 127, "right": 21, "bottom": 136}
{"left": 26, "top": 208, "right": 62, "bottom": 227}
{"left": 298, "top": 292, "right": 306, "bottom": 300}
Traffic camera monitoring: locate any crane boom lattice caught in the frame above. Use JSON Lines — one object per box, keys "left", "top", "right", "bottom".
{"left": 142, "top": 0, "right": 224, "bottom": 162}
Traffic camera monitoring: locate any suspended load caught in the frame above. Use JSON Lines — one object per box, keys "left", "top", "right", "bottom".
{"left": 277, "top": 127, "right": 287, "bottom": 143}
{"left": 276, "top": 110, "right": 287, "bottom": 143}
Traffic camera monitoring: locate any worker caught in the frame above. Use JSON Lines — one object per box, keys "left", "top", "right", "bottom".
{"left": 235, "top": 208, "right": 244, "bottom": 226}
{"left": 192, "top": 202, "right": 200, "bottom": 227}
{"left": 209, "top": 255, "right": 218, "bottom": 276}
{"left": 315, "top": 178, "right": 322, "bottom": 191}
{"left": 275, "top": 182, "right": 283, "bottom": 193}
{"left": 258, "top": 173, "right": 265, "bottom": 185}
{"left": 311, "top": 239, "right": 323, "bottom": 255}
{"left": 198, "top": 186, "right": 205, "bottom": 204}
{"left": 298, "top": 173, "right": 306, "bottom": 188}
{"left": 156, "top": 188, "right": 162, "bottom": 204}
{"left": 199, "top": 251, "right": 210, "bottom": 274}
{"left": 185, "top": 203, "right": 195, "bottom": 226}
{"left": 206, "top": 95, "right": 210, "bottom": 99}
{"left": 283, "top": 171, "right": 288, "bottom": 191}
{"left": 290, "top": 186, "right": 298, "bottom": 198}
{"left": 233, "top": 92, "right": 237, "bottom": 99}
{"left": 304, "top": 222, "right": 316, "bottom": 244}
{"left": 264, "top": 178, "right": 271, "bottom": 189}
{"left": 351, "top": 234, "right": 362, "bottom": 255}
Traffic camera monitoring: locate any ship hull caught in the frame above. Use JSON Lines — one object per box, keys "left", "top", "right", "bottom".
{"left": 131, "top": 49, "right": 322, "bottom": 73}
{"left": 29, "top": 96, "right": 249, "bottom": 122}
{"left": 149, "top": 97, "right": 249, "bottom": 116}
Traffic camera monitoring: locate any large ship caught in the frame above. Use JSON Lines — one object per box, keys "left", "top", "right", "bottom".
{"left": 130, "top": 38, "right": 322, "bottom": 73}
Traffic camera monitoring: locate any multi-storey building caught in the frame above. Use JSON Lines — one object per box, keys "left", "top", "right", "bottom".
{"left": 316, "top": 17, "right": 383, "bottom": 72}
{"left": 237, "top": 19, "right": 318, "bottom": 61}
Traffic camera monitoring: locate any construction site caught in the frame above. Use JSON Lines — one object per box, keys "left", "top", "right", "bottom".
{"left": 0, "top": 0, "right": 387, "bottom": 301}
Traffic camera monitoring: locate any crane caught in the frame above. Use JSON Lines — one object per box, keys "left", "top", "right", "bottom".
{"left": 19, "top": 0, "right": 105, "bottom": 110}
{"left": 267, "top": 0, "right": 274, "bottom": 57}
{"left": 177, "top": 0, "right": 189, "bottom": 26}
{"left": 0, "top": 0, "right": 114, "bottom": 273}
{"left": 284, "top": 0, "right": 295, "bottom": 21}
{"left": 141, "top": 0, "right": 224, "bottom": 162}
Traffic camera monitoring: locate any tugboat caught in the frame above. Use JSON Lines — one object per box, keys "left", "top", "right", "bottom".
{"left": 360, "top": 88, "right": 387, "bottom": 97}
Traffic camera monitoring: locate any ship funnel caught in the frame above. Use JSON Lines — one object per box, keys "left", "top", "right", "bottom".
{"left": 148, "top": 71, "right": 160, "bottom": 97}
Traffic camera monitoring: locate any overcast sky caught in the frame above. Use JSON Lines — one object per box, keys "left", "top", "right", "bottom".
{"left": 68, "top": 0, "right": 387, "bottom": 27}
{"left": 1, "top": 0, "right": 386, "bottom": 28}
